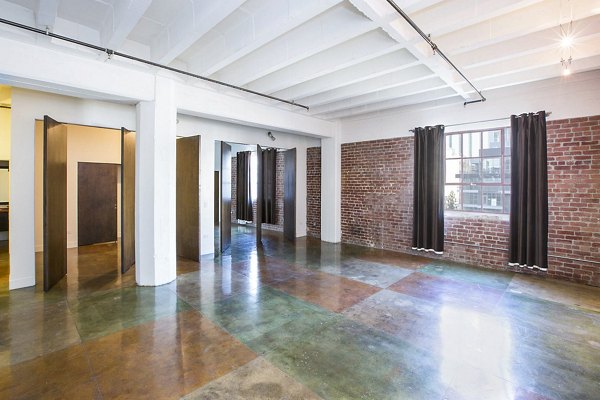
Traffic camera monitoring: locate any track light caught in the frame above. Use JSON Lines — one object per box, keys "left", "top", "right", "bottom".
{"left": 560, "top": 34, "right": 573, "bottom": 48}
{"left": 561, "top": 57, "right": 572, "bottom": 76}
{"left": 267, "top": 131, "right": 276, "bottom": 141}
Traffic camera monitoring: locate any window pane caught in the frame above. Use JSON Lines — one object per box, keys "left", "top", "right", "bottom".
{"left": 504, "top": 129, "right": 511, "bottom": 156}
{"left": 462, "top": 185, "right": 481, "bottom": 211}
{"left": 482, "top": 186, "right": 504, "bottom": 213}
{"left": 446, "top": 134, "right": 461, "bottom": 158}
{"left": 503, "top": 186, "right": 511, "bottom": 213}
{"left": 482, "top": 157, "right": 501, "bottom": 183}
{"left": 446, "top": 159, "right": 461, "bottom": 183}
{"left": 463, "top": 132, "right": 481, "bottom": 157}
{"left": 503, "top": 156, "right": 511, "bottom": 184}
{"left": 482, "top": 130, "right": 502, "bottom": 157}
{"left": 445, "top": 185, "right": 461, "bottom": 211}
{"left": 462, "top": 159, "right": 481, "bottom": 183}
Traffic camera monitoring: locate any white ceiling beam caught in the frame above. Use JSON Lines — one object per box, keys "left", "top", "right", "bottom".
{"left": 195, "top": 0, "right": 345, "bottom": 76}
{"left": 101, "top": 0, "right": 153, "bottom": 49}
{"left": 319, "top": 86, "right": 459, "bottom": 119}
{"left": 411, "top": 0, "right": 544, "bottom": 38}
{"left": 311, "top": 76, "right": 448, "bottom": 115}
{"left": 272, "top": 49, "right": 418, "bottom": 101}
{"left": 437, "top": 0, "right": 600, "bottom": 56}
{"left": 212, "top": 3, "right": 377, "bottom": 87}
{"left": 246, "top": 30, "right": 401, "bottom": 94}
{"left": 454, "top": 14, "right": 600, "bottom": 68}
{"left": 300, "top": 64, "right": 434, "bottom": 106}
{"left": 348, "top": 0, "right": 470, "bottom": 99}
{"left": 152, "top": 0, "right": 248, "bottom": 65}
{"left": 35, "top": 0, "right": 59, "bottom": 29}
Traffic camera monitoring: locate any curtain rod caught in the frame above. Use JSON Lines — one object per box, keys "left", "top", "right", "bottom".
{"left": 0, "top": 105, "right": 11, "bottom": 109}
{"left": 0, "top": 18, "right": 309, "bottom": 111}
{"left": 384, "top": 0, "right": 486, "bottom": 106}
{"left": 409, "top": 111, "right": 552, "bottom": 132}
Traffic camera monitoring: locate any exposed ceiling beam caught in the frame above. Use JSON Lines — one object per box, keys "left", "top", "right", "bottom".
{"left": 320, "top": 86, "right": 458, "bottom": 119}
{"left": 438, "top": 0, "right": 600, "bottom": 56}
{"left": 299, "top": 63, "right": 434, "bottom": 106}
{"left": 101, "top": 0, "right": 153, "bottom": 49}
{"left": 193, "top": 0, "right": 345, "bottom": 76}
{"left": 152, "top": 0, "right": 248, "bottom": 65}
{"left": 410, "top": 0, "right": 544, "bottom": 38}
{"left": 212, "top": 3, "right": 377, "bottom": 87}
{"left": 311, "top": 76, "right": 448, "bottom": 115}
{"left": 246, "top": 30, "right": 400, "bottom": 94}
{"left": 35, "top": 0, "right": 59, "bottom": 29}
{"left": 272, "top": 49, "right": 418, "bottom": 101}
{"left": 348, "top": 0, "right": 470, "bottom": 99}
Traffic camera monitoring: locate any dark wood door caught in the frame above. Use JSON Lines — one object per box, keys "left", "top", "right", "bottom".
{"left": 220, "top": 142, "right": 232, "bottom": 253}
{"left": 283, "top": 148, "right": 296, "bottom": 242}
{"left": 214, "top": 171, "right": 220, "bottom": 226}
{"left": 176, "top": 136, "right": 200, "bottom": 261}
{"left": 121, "top": 128, "right": 135, "bottom": 274}
{"left": 77, "top": 162, "right": 118, "bottom": 246}
{"left": 43, "top": 115, "right": 68, "bottom": 291}
{"left": 256, "top": 144, "right": 263, "bottom": 245}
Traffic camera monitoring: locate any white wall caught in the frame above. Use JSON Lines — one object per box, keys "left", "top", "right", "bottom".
{"left": 340, "top": 70, "right": 600, "bottom": 142}
{"left": 177, "top": 115, "right": 321, "bottom": 255}
{"left": 33, "top": 122, "right": 121, "bottom": 251}
{"left": 10, "top": 88, "right": 136, "bottom": 289}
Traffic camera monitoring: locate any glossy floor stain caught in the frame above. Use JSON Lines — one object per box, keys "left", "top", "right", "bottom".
{"left": 1, "top": 229, "right": 599, "bottom": 399}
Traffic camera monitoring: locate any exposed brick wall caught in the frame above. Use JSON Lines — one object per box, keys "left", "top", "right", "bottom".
{"left": 341, "top": 115, "right": 600, "bottom": 286}
{"left": 231, "top": 152, "right": 284, "bottom": 232}
{"left": 307, "top": 147, "right": 321, "bottom": 238}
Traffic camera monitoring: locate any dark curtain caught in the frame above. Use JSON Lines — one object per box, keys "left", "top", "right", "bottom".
{"left": 509, "top": 111, "right": 548, "bottom": 270}
{"left": 412, "top": 125, "right": 445, "bottom": 254}
{"left": 262, "top": 148, "right": 277, "bottom": 224}
{"left": 236, "top": 151, "right": 253, "bottom": 222}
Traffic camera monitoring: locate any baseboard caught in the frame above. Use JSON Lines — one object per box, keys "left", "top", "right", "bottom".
{"left": 10, "top": 275, "right": 36, "bottom": 290}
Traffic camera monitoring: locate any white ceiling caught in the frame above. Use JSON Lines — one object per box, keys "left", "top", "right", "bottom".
{"left": 1, "top": 0, "right": 599, "bottom": 119}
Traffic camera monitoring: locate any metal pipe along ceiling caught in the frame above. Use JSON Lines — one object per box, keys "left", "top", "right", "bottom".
{"left": 384, "top": 0, "right": 487, "bottom": 106}
{"left": 0, "top": 18, "right": 310, "bottom": 111}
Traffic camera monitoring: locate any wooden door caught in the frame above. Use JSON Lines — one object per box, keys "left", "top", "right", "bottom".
{"left": 121, "top": 128, "right": 135, "bottom": 274}
{"left": 283, "top": 148, "right": 296, "bottom": 241}
{"left": 220, "top": 142, "right": 232, "bottom": 253}
{"left": 256, "top": 145, "right": 263, "bottom": 245}
{"left": 77, "top": 162, "right": 118, "bottom": 246}
{"left": 43, "top": 115, "right": 68, "bottom": 291}
{"left": 176, "top": 136, "right": 200, "bottom": 261}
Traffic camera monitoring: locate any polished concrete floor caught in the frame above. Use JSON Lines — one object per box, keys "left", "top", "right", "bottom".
{"left": 1, "top": 229, "right": 599, "bottom": 399}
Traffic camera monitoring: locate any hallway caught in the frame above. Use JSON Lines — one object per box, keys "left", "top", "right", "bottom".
{"left": 1, "top": 229, "right": 599, "bottom": 399}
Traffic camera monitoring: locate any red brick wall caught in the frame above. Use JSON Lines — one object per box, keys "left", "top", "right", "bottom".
{"left": 341, "top": 115, "right": 600, "bottom": 286}
{"left": 307, "top": 147, "right": 321, "bottom": 238}
{"left": 231, "top": 152, "right": 284, "bottom": 232}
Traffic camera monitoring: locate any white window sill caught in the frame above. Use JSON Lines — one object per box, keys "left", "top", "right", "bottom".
{"left": 445, "top": 210, "right": 509, "bottom": 221}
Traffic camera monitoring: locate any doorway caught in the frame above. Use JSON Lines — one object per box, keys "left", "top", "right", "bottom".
{"left": 38, "top": 118, "right": 135, "bottom": 291}
{"left": 215, "top": 140, "right": 296, "bottom": 255}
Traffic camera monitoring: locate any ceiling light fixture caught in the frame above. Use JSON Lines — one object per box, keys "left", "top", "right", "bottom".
{"left": 267, "top": 131, "right": 276, "bottom": 141}
{"left": 559, "top": 1, "right": 574, "bottom": 76}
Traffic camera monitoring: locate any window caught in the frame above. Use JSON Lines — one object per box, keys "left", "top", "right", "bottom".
{"left": 445, "top": 128, "right": 511, "bottom": 214}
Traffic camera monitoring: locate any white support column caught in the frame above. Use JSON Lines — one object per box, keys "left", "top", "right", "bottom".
{"left": 321, "top": 124, "right": 342, "bottom": 243}
{"left": 135, "top": 75, "right": 177, "bottom": 286}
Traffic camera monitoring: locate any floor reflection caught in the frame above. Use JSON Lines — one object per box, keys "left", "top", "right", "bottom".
{"left": 1, "top": 228, "right": 599, "bottom": 399}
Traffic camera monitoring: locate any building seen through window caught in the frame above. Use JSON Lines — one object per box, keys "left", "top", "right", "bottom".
{"left": 445, "top": 128, "right": 511, "bottom": 214}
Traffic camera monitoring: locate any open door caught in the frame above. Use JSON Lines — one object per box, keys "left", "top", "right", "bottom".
{"left": 256, "top": 145, "right": 263, "bottom": 245}
{"left": 176, "top": 136, "right": 200, "bottom": 261}
{"left": 121, "top": 128, "right": 135, "bottom": 274}
{"left": 220, "top": 142, "right": 232, "bottom": 253}
{"left": 283, "top": 148, "right": 296, "bottom": 241}
{"left": 43, "top": 115, "right": 68, "bottom": 291}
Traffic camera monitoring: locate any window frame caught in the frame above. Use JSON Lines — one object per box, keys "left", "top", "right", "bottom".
{"left": 444, "top": 127, "right": 511, "bottom": 215}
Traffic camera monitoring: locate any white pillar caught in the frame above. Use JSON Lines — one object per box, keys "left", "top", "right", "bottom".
{"left": 321, "top": 127, "right": 342, "bottom": 243}
{"left": 135, "top": 75, "right": 177, "bottom": 286}
{"left": 9, "top": 98, "right": 36, "bottom": 289}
